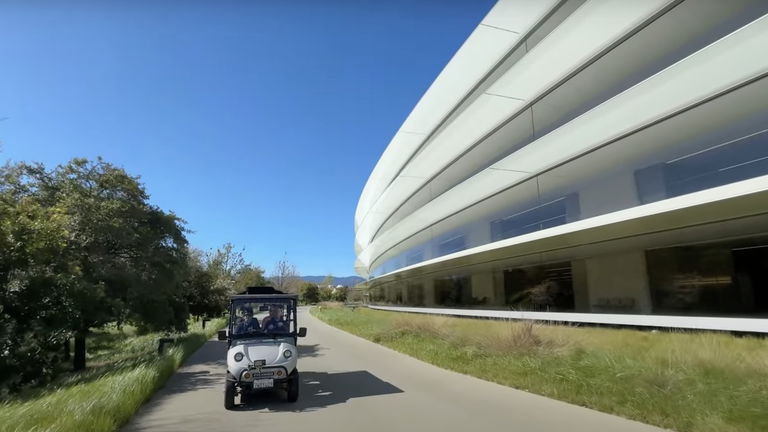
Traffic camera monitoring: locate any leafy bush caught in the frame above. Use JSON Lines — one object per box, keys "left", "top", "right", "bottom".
{"left": 300, "top": 283, "right": 320, "bottom": 304}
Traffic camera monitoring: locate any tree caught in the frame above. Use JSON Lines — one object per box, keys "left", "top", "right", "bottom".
{"left": 319, "top": 287, "right": 334, "bottom": 302}
{"left": 300, "top": 283, "right": 320, "bottom": 304}
{"left": 233, "top": 264, "right": 269, "bottom": 293}
{"left": 0, "top": 166, "right": 75, "bottom": 388}
{"left": 205, "top": 243, "right": 246, "bottom": 294}
{"left": 332, "top": 288, "right": 348, "bottom": 303}
{"left": 320, "top": 274, "right": 334, "bottom": 288}
{"left": 0, "top": 158, "right": 190, "bottom": 374}
{"left": 270, "top": 255, "right": 300, "bottom": 293}
{"left": 182, "top": 248, "right": 228, "bottom": 319}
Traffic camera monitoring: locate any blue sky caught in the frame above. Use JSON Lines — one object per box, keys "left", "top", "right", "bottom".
{"left": 0, "top": 0, "right": 495, "bottom": 276}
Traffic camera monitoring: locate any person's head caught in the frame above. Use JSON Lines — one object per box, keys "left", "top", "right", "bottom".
{"left": 240, "top": 306, "right": 253, "bottom": 319}
{"left": 269, "top": 305, "right": 283, "bottom": 318}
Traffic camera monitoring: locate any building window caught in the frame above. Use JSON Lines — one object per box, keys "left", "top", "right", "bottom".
{"left": 437, "top": 234, "right": 466, "bottom": 256}
{"left": 636, "top": 129, "right": 768, "bottom": 204}
{"left": 490, "top": 197, "right": 574, "bottom": 242}
{"left": 666, "top": 129, "right": 768, "bottom": 197}
{"left": 406, "top": 249, "right": 425, "bottom": 266}
{"left": 503, "top": 262, "right": 574, "bottom": 311}
{"left": 434, "top": 276, "right": 472, "bottom": 307}
{"left": 406, "top": 283, "right": 425, "bottom": 306}
{"left": 646, "top": 240, "right": 768, "bottom": 316}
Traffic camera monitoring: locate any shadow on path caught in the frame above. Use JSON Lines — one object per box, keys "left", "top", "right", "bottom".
{"left": 143, "top": 340, "right": 227, "bottom": 401}
{"left": 297, "top": 343, "right": 324, "bottom": 358}
{"left": 234, "top": 370, "right": 403, "bottom": 413}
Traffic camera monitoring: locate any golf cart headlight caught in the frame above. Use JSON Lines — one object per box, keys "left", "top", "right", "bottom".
{"left": 283, "top": 350, "right": 293, "bottom": 359}
{"left": 234, "top": 352, "right": 244, "bottom": 362}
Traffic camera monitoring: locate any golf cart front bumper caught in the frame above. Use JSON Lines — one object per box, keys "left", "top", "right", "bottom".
{"left": 231, "top": 366, "right": 290, "bottom": 382}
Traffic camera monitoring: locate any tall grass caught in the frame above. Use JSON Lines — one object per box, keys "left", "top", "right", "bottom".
{"left": 0, "top": 318, "right": 225, "bottom": 432}
{"left": 312, "top": 306, "right": 768, "bottom": 432}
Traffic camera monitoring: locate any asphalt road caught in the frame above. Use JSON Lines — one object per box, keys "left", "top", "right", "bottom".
{"left": 123, "top": 307, "right": 666, "bottom": 432}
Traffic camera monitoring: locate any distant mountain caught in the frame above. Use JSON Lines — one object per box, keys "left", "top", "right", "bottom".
{"left": 301, "top": 276, "right": 365, "bottom": 287}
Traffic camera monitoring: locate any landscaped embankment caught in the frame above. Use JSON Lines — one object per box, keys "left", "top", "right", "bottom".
{"left": 0, "top": 318, "right": 225, "bottom": 432}
{"left": 312, "top": 305, "right": 768, "bottom": 432}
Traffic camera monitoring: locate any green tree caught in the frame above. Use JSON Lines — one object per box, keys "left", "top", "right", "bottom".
{"left": 1, "top": 159, "right": 190, "bottom": 373}
{"left": 0, "top": 166, "right": 75, "bottom": 389}
{"left": 233, "top": 264, "right": 270, "bottom": 293}
{"left": 205, "top": 243, "right": 246, "bottom": 293}
{"left": 300, "top": 283, "right": 320, "bottom": 304}
{"left": 332, "top": 288, "right": 348, "bottom": 303}
{"left": 182, "top": 248, "right": 228, "bottom": 319}
{"left": 319, "top": 287, "right": 334, "bottom": 302}
{"left": 182, "top": 245, "right": 269, "bottom": 319}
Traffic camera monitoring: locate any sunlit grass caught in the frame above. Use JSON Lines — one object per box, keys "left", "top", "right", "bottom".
{"left": 312, "top": 306, "right": 768, "bottom": 432}
{"left": 0, "top": 318, "right": 225, "bottom": 432}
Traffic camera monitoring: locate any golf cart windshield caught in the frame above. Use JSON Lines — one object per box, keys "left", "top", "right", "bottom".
{"left": 230, "top": 298, "right": 295, "bottom": 338}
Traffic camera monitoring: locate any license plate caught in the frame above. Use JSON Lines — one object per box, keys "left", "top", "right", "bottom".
{"left": 253, "top": 379, "right": 273, "bottom": 389}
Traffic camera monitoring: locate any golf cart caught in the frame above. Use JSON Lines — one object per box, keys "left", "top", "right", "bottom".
{"left": 218, "top": 287, "right": 307, "bottom": 409}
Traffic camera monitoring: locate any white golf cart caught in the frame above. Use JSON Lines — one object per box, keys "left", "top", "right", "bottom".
{"left": 218, "top": 287, "right": 307, "bottom": 409}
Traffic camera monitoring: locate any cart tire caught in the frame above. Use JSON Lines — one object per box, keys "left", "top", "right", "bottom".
{"left": 225, "top": 378, "right": 236, "bottom": 409}
{"left": 286, "top": 371, "right": 299, "bottom": 402}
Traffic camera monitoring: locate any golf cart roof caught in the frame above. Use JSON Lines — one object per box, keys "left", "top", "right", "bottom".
{"left": 229, "top": 286, "right": 298, "bottom": 301}
{"left": 230, "top": 294, "right": 299, "bottom": 300}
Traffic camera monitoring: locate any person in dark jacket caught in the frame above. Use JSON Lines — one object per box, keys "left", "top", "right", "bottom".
{"left": 262, "top": 305, "right": 288, "bottom": 333}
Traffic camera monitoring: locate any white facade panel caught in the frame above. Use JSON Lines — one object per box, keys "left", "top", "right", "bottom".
{"left": 357, "top": 0, "right": 676, "bottom": 251}
{"left": 354, "top": 0, "right": 559, "bottom": 229}
{"left": 487, "top": 0, "right": 674, "bottom": 99}
{"left": 481, "top": 0, "right": 561, "bottom": 32}
{"left": 360, "top": 15, "right": 768, "bottom": 271}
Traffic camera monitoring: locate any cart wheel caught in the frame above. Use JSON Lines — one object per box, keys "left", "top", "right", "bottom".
{"left": 286, "top": 370, "right": 299, "bottom": 402}
{"left": 225, "top": 378, "right": 236, "bottom": 409}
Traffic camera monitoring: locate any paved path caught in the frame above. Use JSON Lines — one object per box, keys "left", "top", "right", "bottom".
{"left": 123, "top": 308, "right": 666, "bottom": 432}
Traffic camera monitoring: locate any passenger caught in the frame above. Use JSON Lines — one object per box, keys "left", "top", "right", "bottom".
{"left": 262, "top": 305, "right": 288, "bottom": 333}
{"left": 234, "top": 306, "right": 260, "bottom": 334}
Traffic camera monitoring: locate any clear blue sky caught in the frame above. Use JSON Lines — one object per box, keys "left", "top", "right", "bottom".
{"left": 0, "top": 0, "right": 495, "bottom": 276}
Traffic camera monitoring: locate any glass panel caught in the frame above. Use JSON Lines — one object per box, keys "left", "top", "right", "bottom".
{"left": 647, "top": 240, "right": 768, "bottom": 316}
{"left": 437, "top": 233, "right": 466, "bottom": 256}
{"left": 434, "top": 276, "right": 472, "bottom": 307}
{"left": 665, "top": 129, "right": 768, "bottom": 197}
{"left": 230, "top": 299, "right": 295, "bottom": 337}
{"left": 503, "top": 262, "right": 574, "bottom": 311}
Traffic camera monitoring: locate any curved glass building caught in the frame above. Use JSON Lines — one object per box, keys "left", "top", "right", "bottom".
{"left": 355, "top": 0, "right": 768, "bottom": 332}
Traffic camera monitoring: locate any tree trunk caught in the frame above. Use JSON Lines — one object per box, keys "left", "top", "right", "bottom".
{"left": 73, "top": 332, "right": 87, "bottom": 371}
{"left": 63, "top": 338, "right": 71, "bottom": 361}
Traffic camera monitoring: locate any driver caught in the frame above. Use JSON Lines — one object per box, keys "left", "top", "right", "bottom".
{"left": 234, "top": 306, "right": 260, "bottom": 334}
{"left": 262, "top": 305, "right": 288, "bottom": 333}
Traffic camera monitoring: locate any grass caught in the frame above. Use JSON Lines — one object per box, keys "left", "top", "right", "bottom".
{"left": 0, "top": 318, "right": 225, "bottom": 432}
{"left": 312, "top": 305, "right": 768, "bottom": 432}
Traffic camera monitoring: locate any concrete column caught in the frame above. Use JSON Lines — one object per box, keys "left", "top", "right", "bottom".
{"left": 584, "top": 251, "right": 653, "bottom": 313}
{"left": 490, "top": 270, "right": 506, "bottom": 307}
{"left": 422, "top": 278, "right": 436, "bottom": 307}
{"left": 571, "top": 259, "right": 591, "bottom": 312}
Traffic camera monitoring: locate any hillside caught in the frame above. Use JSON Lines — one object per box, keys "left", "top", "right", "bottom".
{"left": 301, "top": 275, "right": 365, "bottom": 287}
